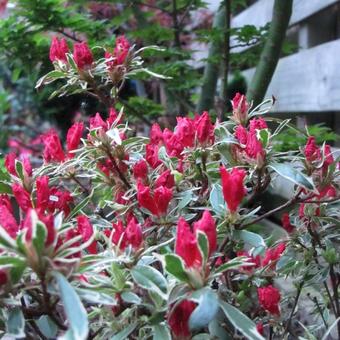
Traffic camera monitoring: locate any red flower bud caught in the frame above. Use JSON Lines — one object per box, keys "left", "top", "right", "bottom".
{"left": 0, "top": 200, "right": 18, "bottom": 238}
{"left": 195, "top": 111, "right": 214, "bottom": 145}
{"left": 49, "top": 37, "right": 69, "bottom": 63}
{"left": 281, "top": 213, "right": 294, "bottom": 233}
{"left": 124, "top": 216, "right": 143, "bottom": 249}
{"left": 256, "top": 322, "right": 264, "bottom": 336}
{"left": 0, "top": 269, "right": 8, "bottom": 286}
{"left": 66, "top": 122, "right": 84, "bottom": 157}
{"left": 137, "top": 182, "right": 172, "bottom": 216}
{"left": 231, "top": 93, "right": 249, "bottom": 124}
{"left": 73, "top": 42, "right": 93, "bottom": 70}
{"left": 146, "top": 143, "right": 162, "bottom": 169}
{"left": 12, "top": 183, "right": 32, "bottom": 212}
{"left": 133, "top": 160, "right": 148, "bottom": 181}
{"left": 154, "top": 169, "right": 175, "bottom": 189}
{"left": 193, "top": 210, "right": 217, "bottom": 255}
{"left": 77, "top": 215, "right": 97, "bottom": 254}
{"left": 235, "top": 125, "right": 248, "bottom": 145}
{"left": 114, "top": 35, "right": 130, "bottom": 65}
{"left": 42, "top": 129, "right": 65, "bottom": 163}
{"left": 220, "top": 166, "right": 246, "bottom": 213}
{"left": 168, "top": 299, "right": 197, "bottom": 338}
{"left": 36, "top": 176, "right": 50, "bottom": 211}
{"left": 175, "top": 117, "right": 195, "bottom": 147}
{"left": 4, "top": 153, "right": 16, "bottom": 176}
{"left": 304, "top": 136, "right": 321, "bottom": 163}
{"left": 90, "top": 112, "right": 107, "bottom": 130}
{"left": 150, "top": 123, "right": 163, "bottom": 145}
{"left": 257, "top": 285, "right": 281, "bottom": 315}
{"left": 262, "top": 243, "right": 286, "bottom": 268}
{"left": 163, "top": 128, "right": 184, "bottom": 158}
{"left": 175, "top": 217, "right": 202, "bottom": 268}
{"left": 249, "top": 118, "right": 267, "bottom": 133}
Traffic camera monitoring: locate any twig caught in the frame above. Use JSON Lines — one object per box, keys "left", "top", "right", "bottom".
{"left": 56, "top": 29, "right": 81, "bottom": 43}
{"left": 283, "top": 280, "right": 304, "bottom": 336}
{"left": 241, "top": 188, "right": 303, "bottom": 228}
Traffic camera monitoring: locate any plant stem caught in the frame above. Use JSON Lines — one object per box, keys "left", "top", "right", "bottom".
{"left": 241, "top": 188, "right": 303, "bottom": 228}
{"left": 283, "top": 280, "right": 304, "bottom": 336}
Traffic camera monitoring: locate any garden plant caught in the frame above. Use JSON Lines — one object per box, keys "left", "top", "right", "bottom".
{"left": 0, "top": 34, "right": 339, "bottom": 340}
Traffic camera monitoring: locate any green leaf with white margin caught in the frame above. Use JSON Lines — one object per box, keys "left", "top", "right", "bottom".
{"left": 164, "top": 254, "right": 189, "bottom": 283}
{"left": 219, "top": 301, "right": 264, "bottom": 340}
{"left": 189, "top": 289, "right": 219, "bottom": 331}
{"left": 269, "top": 162, "right": 317, "bottom": 192}
{"left": 6, "top": 308, "right": 25, "bottom": 338}
{"left": 233, "top": 230, "right": 266, "bottom": 249}
{"left": 153, "top": 323, "right": 171, "bottom": 340}
{"left": 257, "top": 128, "right": 270, "bottom": 148}
{"left": 197, "top": 231, "right": 209, "bottom": 265}
{"left": 14, "top": 160, "right": 24, "bottom": 180}
{"left": 131, "top": 265, "right": 168, "bottom": 300}
{"left": 36, "top": 316, "right": 58, "bottom": 338}
{"left": 0, "top": 226, "right": 17, "bottom": 250}
{"left": 111, "top": 323, "right": 137, "bottom": 340}
{"left": 215, "top": 256, "right": 252, "bottom": 274}
{"left": 76, "top": 288, "right": 117, "bottom": 305}
{"left": 32, "top": 221, "right": 47, "bottom": 256}
{"left": 121, "top": 291, "right": 142, "bottom": 304}
{"left": 209, "top": 184, "right": 226, "bottom": 216}
{"left": 0, "top": 256, "right": 26, "bottom": 283}
{"left": 54, "top": 272, "right": 88, "bottom": 340}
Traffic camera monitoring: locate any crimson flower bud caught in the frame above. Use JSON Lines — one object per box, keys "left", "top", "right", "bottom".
{"left": 66, "top": 122, "right": 84, "bottom": 158}
{"left": 5, "top": 153, "right": 32, "bottom": 178}
{"left": 163, "top": 128, "right": 184, "bottom": 158}
{"left": 175, "top": 217, "right": 202, "bottom": 268}
{"left": 90, "top": 112, "right": 107, "bottom": 130}
{"left": 193, "top": 210, "right": 217, "bottom": 255}
{"left": 114, "top": 35, "right": 130, "bottom": 65}
{"left": 133, "top": 160, "right": 148, "bottom": 181}
{"left": 256, "top": 322, "right": 264, "bottom": 336}
{"left": 235, "top": 125, "right": 248, "bottom": 145}
{"left": 0, "top": 269, "right": 8, "bottom": 286}
{"left": 175, "top": 117, "right": 195, "bottom": 147}
{"left": 150, "top": 123, "right": 163, "bottom": 145}
{"left": 0, "top": 200, "right": 19, "bottom": 238}
{"left": 220, "top": 166, "right": 246, "bottom": 213}
{"left": 231, "top": 93, "right": 249, "bottom": 125}
{"left": 146, "top": 143, "right": 162, "bottom": 169}
{"left": 249, "top": 118, "right": 267, "bottom": 133}
{"left": 124, "top": 216, "right": 143, "bottom": 249}
{"left": 168, "top": 300, "right": 197, "bottom": 338}
{"left": 42, "top": 129, "right": 65, "bottom": 163}
{"left": 36, "top": 176, "right": 50, "bottom": 211}
{"left": 257, "top": 285, "right": 281, "bottom": 315}
{"left": 4, "top": 153, "right": 17, "bottom": 176}
{"left": 262, "top": 243, "right": 286, "bottom": 268}
{"left": 73, "top": 42, "right": 93, "bottom": 70}
{"left": 77, "top": 215, "right": 97, "bottom": 254}
{"left": 154, "top": 169, "right": 175, "bottom": 189}
{"left": 195, "top": 111, "right": 214, "bottom": 145}
{"left": 137, "top": 182, "right": 172, "bottom": 216}
{"left": 281, "top": 213, "right": 294, "bottom": 233}
{"left": 49, "top": 37, "right": 69, "bottom": 63}
{"left": 12, "top": 183, "right": 32, "bottom": 212}
{"left": 304, "top": 136, "right": 321, "bottom": 163}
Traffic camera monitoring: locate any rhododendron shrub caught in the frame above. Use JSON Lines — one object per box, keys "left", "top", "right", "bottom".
{"left": 0, "top": 38, "right": 339, "bottom": 340}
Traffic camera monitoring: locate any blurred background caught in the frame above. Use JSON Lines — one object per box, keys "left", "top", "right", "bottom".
{"left": 0, "top": 0, "right": 339, "bottom": 161}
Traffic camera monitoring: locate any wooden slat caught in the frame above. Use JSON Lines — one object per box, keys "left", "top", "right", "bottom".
{"left": 231, "top": 0, "right": 339, "bottom": 52}
{"left": 232, "top": 0, "right": 338, "bottom": 29}
{"left": 242, "top": 39, "right": 340, "bottom": 112}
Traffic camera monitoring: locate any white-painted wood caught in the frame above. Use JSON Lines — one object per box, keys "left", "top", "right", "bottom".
{"left": 232, "top": 0, "right": 338, "bottom": 29}
{"left": 242, "top": 39, "right": 340, "bottom": 112}
{"left": 231, "top": 0, "right": 339, "bottom": 52}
